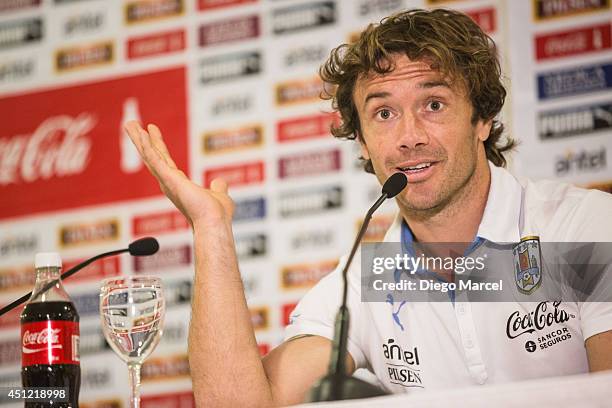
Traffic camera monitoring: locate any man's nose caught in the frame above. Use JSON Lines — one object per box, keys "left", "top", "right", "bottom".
{"left": 396, "top": 114, "right": 429, "bottom": 150}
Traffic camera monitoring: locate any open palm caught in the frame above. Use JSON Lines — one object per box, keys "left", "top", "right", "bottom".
{"left": 124, "top": 121, "right": 234, "bottom": 228}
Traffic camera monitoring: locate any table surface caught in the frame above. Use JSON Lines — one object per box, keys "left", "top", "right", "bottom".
{"left": 298, "top": 370, "right": 612, "bottom": 407}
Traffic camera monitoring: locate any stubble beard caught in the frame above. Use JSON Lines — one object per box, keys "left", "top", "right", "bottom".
{"left": 396, "top": 148, "right": 480, "bottom": 222}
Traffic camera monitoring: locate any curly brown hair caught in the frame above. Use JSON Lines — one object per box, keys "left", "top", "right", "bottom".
{"left": 320, "top": 8, "right": 516, "bottom": 173}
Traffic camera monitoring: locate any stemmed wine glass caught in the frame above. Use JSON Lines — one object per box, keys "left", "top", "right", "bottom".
{"left": 100, "top": 276, "right": 165, "bottom": 408}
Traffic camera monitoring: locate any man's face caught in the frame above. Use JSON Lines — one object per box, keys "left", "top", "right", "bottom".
{"left": 353, "top": 54, "right": 491, "bottom": 213}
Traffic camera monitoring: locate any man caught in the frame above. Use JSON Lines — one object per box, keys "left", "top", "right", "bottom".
{"left": 124, "top": 8, "right": 612, "bottom": 407}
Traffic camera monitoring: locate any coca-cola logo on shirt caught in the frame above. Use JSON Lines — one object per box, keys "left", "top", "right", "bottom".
{"left": 22, "top": 328, "right": 62, "bottom": 353}
{"left": 505, "top": 301, "right": 574, "bottom": 339}
{"left": 0, "top": 67, "right": 188, "bottom": 220}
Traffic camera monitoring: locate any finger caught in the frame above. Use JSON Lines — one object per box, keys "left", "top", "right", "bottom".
{"left": 133, "top": 123, "right": 169, "bottom": 179}
{"left": 124, "top": 121, "right": 145, "bottom": 151}
{"left": 209, "top": 178, "right": 228, "bottom": 194}
{"left": 147, "top": 123, "right": 177, "bottom": 168}
{"left": 128, "top": 123, "right": 191, "bottom": 206}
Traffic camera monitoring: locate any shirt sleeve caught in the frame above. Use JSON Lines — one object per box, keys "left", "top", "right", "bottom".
{"left": 567, "top": 190, "right": 612, "bottom": 340}
{"left": 283, "top": 256, "right": 368, "bottom": 370}
{"left": 578, "top": 255, "right": 612, "bottom": 340}
{"left": 580, "top": 302, "right": 612, "bottom": 340}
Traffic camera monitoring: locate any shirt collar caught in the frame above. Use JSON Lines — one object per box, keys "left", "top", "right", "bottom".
{"left": 387, "top": 161, "right": 522, "bottom": 245}
{"left": 477, "top": 161, "right": 522, "bottom": 243}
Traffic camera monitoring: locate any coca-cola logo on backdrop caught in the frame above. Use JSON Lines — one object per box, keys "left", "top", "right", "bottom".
{"left": 0, "top": 67, "right": 188, "bottom": 220}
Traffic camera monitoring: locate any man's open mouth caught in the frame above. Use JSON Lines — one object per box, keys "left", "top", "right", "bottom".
{"left": 397, "top": 162, "right": 433, "bottom": 173}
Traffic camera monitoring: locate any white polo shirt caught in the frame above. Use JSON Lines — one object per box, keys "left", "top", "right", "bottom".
{"left": 284, "top": 162, "right": 612, "bottom": 392}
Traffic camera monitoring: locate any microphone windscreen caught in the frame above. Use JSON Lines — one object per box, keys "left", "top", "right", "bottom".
{"left": 382, "top": 172, "right": 408, "bottom": 198}
{"left": 128, "top": 237, "right": 160, "bottom": 256}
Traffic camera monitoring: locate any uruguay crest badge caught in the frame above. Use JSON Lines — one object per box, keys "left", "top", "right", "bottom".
{"left": 513, "top": 236, "right": 542, "bottom": 294}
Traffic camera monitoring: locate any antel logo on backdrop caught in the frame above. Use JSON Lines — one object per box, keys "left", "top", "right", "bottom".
{"left": 535, "top": 23, "right": 611, "bottom": 60}
{"left": 199, "top": 15, "right": 260, "bottom": 47}
{"left": 0, "top": 17, "right": 43, "bottom": 50}
{"left": 533, "top": 0, "right": 610, "bottom": 21}
{"left": 55, "top": 41, "right": 114, "bottom": 72}
{"left": 278, "top": 148, "right": 341, "bottom": 179}
{"left": 272, "top": 1, "right": 336, "bottom": 35}
{"left": 538, "top": 101, "right": 612, "bottom": 140}
{"left": 0, "top": 232, "right": 38, "bottom": 258}
{"left": 555, "top": 147, "right": 607, "bottom": 176}
{"left": 537, "top": 62, "right": 612, "bottom": 100}
{"left": 0, "top": 67, "right": 188, "bottom": 220}
{"left": 0, "top": 0, "right": 41, "bottom": 13}
{"left": 127, "top": 29, "right": 185, "bottom": 60}
{"left": 198, "top": 0, "right": 256, "bottom": 11}
{"left": 290, "top": 228, "right": 334, "bottom": 251}
{"left": 63, "top": 11, "right": 105, "bottom": 37}
{"left": 0, "top": 58, "right": 35, "bottom": 84}
{"left": 59, "top": 219, "right": 119, "bottom": 248}
{"left": 211, "top": 94, "right": 253, "bottom": 116}
{"left": 200, "top": 51, "right": 261, "bottom": 84}
{"left": 284, "top": 44, "right": 328, "bottom": 67}
{"left": 125, "top": 0, "right": 183, "bottom": 24}
{"left": 203, "top": 125, "right": 263, "bottom": 154}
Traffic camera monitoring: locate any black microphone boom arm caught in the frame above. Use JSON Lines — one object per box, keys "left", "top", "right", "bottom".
{"left": 0, "top": 237, "right": 159, "bottom": 317}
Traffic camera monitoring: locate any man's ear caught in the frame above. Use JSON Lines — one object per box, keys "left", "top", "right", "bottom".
{"left": 476, "top": 119, "right": 493, "bottom": 142}
{"left": 357, "top": 131, "right": 370, "bottom": 160}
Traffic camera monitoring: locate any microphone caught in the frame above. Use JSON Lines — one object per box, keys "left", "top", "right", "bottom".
{"left": 0, "top": 237, "right": 160, "bottom": 317}
{"left": 308, "top": 173, "right": 407, "bottom": 402}
{"left": 128, "top": 237, "right": 160, "bottom": 256}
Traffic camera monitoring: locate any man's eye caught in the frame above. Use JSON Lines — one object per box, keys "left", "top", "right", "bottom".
{"left": 428, "top": 101, "right": 443, "bottom": 111}
{"left": 377, "top": 109, "right": 392, "bottom": 119}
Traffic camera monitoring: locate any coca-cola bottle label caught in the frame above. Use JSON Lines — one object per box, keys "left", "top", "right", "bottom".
{"left": 21, "top": 321, "right": 80, "bottom": 366}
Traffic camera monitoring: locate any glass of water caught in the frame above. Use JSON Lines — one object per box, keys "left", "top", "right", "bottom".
{"left": 100, "top": 276, "right": 165, "bottom": 408}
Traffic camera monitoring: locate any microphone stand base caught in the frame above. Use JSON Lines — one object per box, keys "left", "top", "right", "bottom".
{"left": 307, "top": 373, "right": 389, "bottom": 402}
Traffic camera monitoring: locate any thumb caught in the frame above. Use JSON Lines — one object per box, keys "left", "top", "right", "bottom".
{"left": 209, "top": 178, "right": 228, "bottom": 194}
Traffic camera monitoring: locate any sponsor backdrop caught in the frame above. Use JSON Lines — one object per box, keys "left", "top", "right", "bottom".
{"left": 0, "top": 0, "right": 610, "bottom": 406}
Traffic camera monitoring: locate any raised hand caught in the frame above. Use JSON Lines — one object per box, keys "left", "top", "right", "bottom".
{"left": 124, "top": 121, "right": 234, "bottom": 228}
